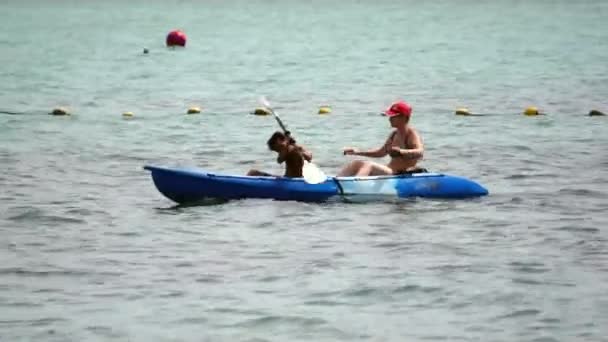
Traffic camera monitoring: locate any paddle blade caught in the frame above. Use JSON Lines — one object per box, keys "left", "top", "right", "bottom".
{"left": 260, "top": 96, "right": 271, "bottom": 109}
{"left": 302, "top": 161, "right": 327, "bottom": 184}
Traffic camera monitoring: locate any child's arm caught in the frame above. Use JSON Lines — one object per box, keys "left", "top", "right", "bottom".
{"left": 293, "top": 144, "right": 312, "bottom": 162}
{"left": 276, "top": 150, "right": 287, "bottom": 164}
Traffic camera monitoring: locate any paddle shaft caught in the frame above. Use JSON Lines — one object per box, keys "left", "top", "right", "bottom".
{"left": 265, "top": 106, "right": 298, "bottom": 145}
{"left": 268, "top": 108, "right": 288, "bottom": 134}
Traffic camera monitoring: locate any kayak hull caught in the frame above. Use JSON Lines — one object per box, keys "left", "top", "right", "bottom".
{"left": 144, "top": 165, "right": 488, "bottom": 204}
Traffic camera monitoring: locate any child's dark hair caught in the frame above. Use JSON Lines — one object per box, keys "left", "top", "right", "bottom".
{"left": 267, "top": 131, "right": 286, "bottom": 149}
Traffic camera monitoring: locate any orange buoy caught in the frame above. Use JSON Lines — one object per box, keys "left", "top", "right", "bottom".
{"left": 166, "top": 30, "right": 187, "bottom": 47}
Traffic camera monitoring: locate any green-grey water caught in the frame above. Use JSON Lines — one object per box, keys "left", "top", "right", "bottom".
{"left": 1, "top": 0, "right": 607, "bottom": 341}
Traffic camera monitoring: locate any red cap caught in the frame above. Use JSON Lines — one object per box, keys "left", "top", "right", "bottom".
{"left": 384, "top": 101, "right": 412, "bottom": 118}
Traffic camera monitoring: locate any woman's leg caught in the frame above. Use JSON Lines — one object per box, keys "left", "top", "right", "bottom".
{"left": 338, "top": 160, "right": 394, "bottom": 177}
{"left": 337, "top": 160, "right": 365, "bottom": 177}
{"left": 356, "top": 161, "right": 394, "bottom": 176}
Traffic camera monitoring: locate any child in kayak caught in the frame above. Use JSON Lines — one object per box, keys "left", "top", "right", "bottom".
{"left": 247, "top": 131, "right": 313, "bottom": 178}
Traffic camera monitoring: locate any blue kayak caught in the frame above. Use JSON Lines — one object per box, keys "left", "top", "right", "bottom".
{"left": 144, "top": 165, "right": 488, "bottom": 203}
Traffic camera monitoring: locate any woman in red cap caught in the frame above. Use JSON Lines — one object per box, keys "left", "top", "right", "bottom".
{"left": 337, "top": 101, "right": 424, "bottom": 177}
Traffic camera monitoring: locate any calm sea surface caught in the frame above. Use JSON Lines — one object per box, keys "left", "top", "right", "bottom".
{"left": 1, "top": 0, "right": 607, "bottom": 341}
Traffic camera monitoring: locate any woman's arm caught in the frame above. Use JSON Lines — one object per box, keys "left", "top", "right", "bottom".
{"left": 354, "top": 148, "right": 387, "bottom": 158}
{"left": 390, "top": 130, "right": 424, "bottom": 159}
{"left": 344, "top": 132, "right": 393, "bottom": 158}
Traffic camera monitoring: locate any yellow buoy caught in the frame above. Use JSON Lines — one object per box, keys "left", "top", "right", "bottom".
{"left": 122, "top": 111, "right": 134, "bottom": 118}
{"left": 455, "top": 107, "right": 471, "bottom": 116}
{"left": 589, "top": 109, "right": 606, "bottom": 116}
{"left": 523, "top": 106, "right": 540, "bottom": 116}
{"left": 187, "top": 107, "right": 201, "bottom": 114}
{"left": 50, "top": 107, "right": 69, "bottom": 116}
{"left": 253, "top": 107, "right": 271, "bottom": 116}
{"left": 318, "top": 106, "right": 332, "bottom": 114}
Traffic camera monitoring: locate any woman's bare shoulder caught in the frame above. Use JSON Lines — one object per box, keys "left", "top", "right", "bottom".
{"left": 407, "top": 126, "right": 421, "bottom": 136}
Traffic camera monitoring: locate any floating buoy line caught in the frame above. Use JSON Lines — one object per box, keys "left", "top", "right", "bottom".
{"left": 0, "top": 106, "right": 605, "bottom": 118}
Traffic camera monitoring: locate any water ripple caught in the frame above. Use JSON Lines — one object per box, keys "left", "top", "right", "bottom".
{"left": 227, "top": 315, "right": 328, "bottom": 329}
{"left": 495, "top": 308, "right": 542, "bottom": 320}
{"left": 8, "top": 210, "right": 86, "bottom": 224}
{"left": 0, "top": 267, "right": 91, "bottom": 277}
{"left": 509, "top": 261, "right": 551, "bottom": 274}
